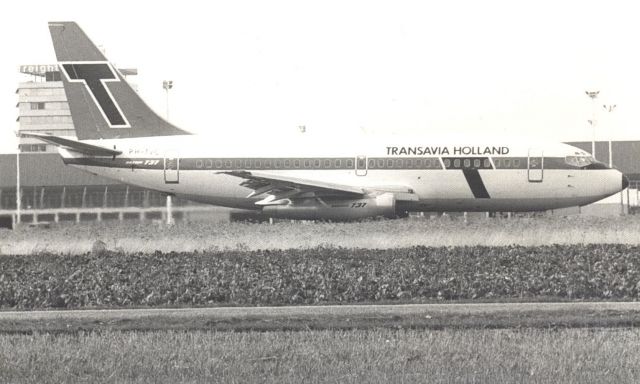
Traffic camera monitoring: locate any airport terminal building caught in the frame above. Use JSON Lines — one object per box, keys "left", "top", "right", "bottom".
{"left": 1, "top": 64, "right": 639, "bottom": 228}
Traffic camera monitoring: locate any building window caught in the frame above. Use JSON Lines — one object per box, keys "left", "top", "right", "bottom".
{"left": 45, "top": 71, "right": 62, "bottom": 82}
{"left": 20, "top": 144, "right": 47, "bottom": 152}
{"left": 30, "top": 102, "right": 46, "bottom": 110}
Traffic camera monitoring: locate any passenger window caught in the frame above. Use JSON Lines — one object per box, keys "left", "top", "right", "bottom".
{"left": 255, "top": 160, "right": 262, "bottom": 168}
{"left": 264, "top": 160, "right": 271, "bottom": 168}
{"left": 494, "top": 159, "right": 501, "bottom": 168}
{"left": 303, "top": 160, "right": 311, "bottom": 168}
{"left": 454, "top": 159, "right": 461, "bottom": 168}
{"left": 314, "top": 159, "right": 321, "bottom": 168}
{"left": 293, "top": 159, "right": 300, "bottom": 168}
{"left": 504, "top": 159, "right": 511, "bottom": 168}
{"left": 377, "top": 159, "right": 384, "bottom": 168}
{"left": 215, "top": 160, "right": 223, "bottom": 169}
{"left": 474, "top": 159, "right": 481, "bottom": 168}
{"left": 395, "top": 159, "right": 403, "bottom": 168}
{"left": 416, "top": 159, "right": 424, "bottom": 168}
{"left": 484, "top": 159, "right": 491, "bottom": 168}
{"left": 346, "top": 159, "right": 353, "bottom": 168}
{"left": 405, "top": 159, "right": 413, "bottom": 168}
{"left": 324, "top": 159, "right": 331, "bottom": 168}
{"left": 514, "top": 159, "right": 520, "bottom": 167}
{"left": 206, "top": 159, "right": 213, "bottom": 169}
{"left": 444, "top": 159, "right": 451, "bottom": 168}
{"left": 196, "top": 160, "right": 203, "bottom": 169}
{"left": 387, "top": 159, "right": 393, "bottom": 168}
{"left": 369, "top": 159, "right": 376, "bottom": 168}
{"left": 464, "top": 159, "right": 471, "bottom": 168}
{"left": 335, "top": 159, "right": 342, "bottom": 168}
{"left": 275, "top": 160, "right": 282, "bottom": 168}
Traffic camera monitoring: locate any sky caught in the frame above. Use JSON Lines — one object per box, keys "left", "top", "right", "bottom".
{"left": 2, "top": 0, "right": 640, "bottom": 153}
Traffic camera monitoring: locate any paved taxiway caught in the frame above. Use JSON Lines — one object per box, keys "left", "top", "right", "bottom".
{"left": 0, "top": 302, "right": 639, "bottom": 333}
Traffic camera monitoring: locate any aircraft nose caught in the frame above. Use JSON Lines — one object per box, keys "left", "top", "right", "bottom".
{"left": 622, "top": 174, "right": 630, "bottom": 190}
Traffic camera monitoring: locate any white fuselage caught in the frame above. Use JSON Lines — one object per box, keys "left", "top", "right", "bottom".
{"left": 59, "top": 134, "right": 625, "bottom": 214}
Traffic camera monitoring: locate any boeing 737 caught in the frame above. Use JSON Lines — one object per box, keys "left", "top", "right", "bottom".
{"left": 23, "top": 22, "right": 629, "bottom": 220}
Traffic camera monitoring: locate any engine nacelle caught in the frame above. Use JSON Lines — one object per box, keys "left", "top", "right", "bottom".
{"left": 262, "top": 193, "right": 397, "bottom": 220}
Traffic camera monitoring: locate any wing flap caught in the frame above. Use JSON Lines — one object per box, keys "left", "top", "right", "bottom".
{"left": 220, "top": 170, "right": 365, "bottom": 203}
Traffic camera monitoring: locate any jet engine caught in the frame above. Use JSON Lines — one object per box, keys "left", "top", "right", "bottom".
{"left": 261, "top": 193, "right": 397, "bottom": 220}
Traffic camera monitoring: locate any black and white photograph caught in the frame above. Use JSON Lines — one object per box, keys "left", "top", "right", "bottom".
{"left": 1, "top": 0, "right": 640, "bottom": 382}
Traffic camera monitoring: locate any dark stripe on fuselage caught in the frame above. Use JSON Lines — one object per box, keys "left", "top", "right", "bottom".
{"left": 462, "top": 169, "right": 491, "bottom": 198}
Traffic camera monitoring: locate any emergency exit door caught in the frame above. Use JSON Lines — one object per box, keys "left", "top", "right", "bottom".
{"left": 164, "top": 157, "right": 180, "bottom": 184}
{"left": 356, "top": 155, "right": 367, "bottom": 176}
{"left": 527, "top": 149, "right": 543, "bottom": 182}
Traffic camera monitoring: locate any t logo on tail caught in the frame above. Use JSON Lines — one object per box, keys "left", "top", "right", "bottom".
{"left": 59, "top": 62, "right": 130, "bottom": 128}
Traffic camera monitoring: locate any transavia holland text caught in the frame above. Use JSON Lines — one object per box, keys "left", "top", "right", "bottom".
{"left": 386, "top": 146, "right": 510, "bottom": 156}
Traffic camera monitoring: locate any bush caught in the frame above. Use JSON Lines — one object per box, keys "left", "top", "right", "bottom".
{"left": 1, "top": 244, "right": 639, "bottom": 309}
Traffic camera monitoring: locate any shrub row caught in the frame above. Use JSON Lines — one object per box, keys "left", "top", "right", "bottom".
{"left": 1, "top": 245, "right": 640, "bottom": 309}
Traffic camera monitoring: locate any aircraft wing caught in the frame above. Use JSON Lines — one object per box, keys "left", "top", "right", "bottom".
{"left": 19, "top": 132, "right": 122, "bottom": 157}
{"left": 220, "top": 170, "right": 417, "bottom": 205}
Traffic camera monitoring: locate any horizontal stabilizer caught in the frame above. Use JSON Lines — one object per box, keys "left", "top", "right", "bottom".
{"left": 20, "top": 132, "right": 122, "bottom": 157}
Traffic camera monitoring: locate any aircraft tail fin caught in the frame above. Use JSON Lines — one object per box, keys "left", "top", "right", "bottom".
{"left": 48, "top": 22, "right": 191, "bottom": 140}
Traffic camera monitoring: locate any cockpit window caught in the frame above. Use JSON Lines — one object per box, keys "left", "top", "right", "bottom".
{"left": 565, "top": 155, "right": 596, "bottom": 167}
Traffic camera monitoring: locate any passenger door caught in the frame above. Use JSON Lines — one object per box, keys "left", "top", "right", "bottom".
{"left": 527, "top": 148, "right": 543, "bottom": 182}
{"left": 164, "top": 156, "right": 180, "bottom": 184}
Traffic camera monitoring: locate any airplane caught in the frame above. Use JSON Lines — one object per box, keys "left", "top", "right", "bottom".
{"left": 23, "top": 21, "right": 629, "bottom": 221}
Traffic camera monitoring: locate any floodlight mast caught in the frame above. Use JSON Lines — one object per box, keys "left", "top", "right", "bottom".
{"left": 163, "top": 80, "right": 173, "bottom": 121}
{"left": 162, "top": 80, "right": 174, "bottom": 225}
{"left": 603, "top": 104, "right": 617, "bottom": 167}
{"left": 586, "top": 90, "right": 599, "bottom": 160}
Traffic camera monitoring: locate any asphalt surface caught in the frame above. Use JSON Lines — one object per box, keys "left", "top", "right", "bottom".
{"left": 1, "top": 302, "right": 639, "bottom": 333}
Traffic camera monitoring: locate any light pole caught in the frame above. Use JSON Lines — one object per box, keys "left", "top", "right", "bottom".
{"left": 602, "top": 104, "right": 617, "bottom": 167}
{"left": 15, "top": 140, "right": 21, "bottom": 227}
{"left": 162, "top": 80, "right": 174, "bottom": 225}
{"left": 163, "top": 80, "right": 173, "bottom": 120}
{"left": 585, "top": 90, "right": 599, "bottom": 159}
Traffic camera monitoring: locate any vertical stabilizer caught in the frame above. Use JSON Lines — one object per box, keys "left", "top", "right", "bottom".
{"left": 48, "top": 22, "right": 191, "bottom": 140}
